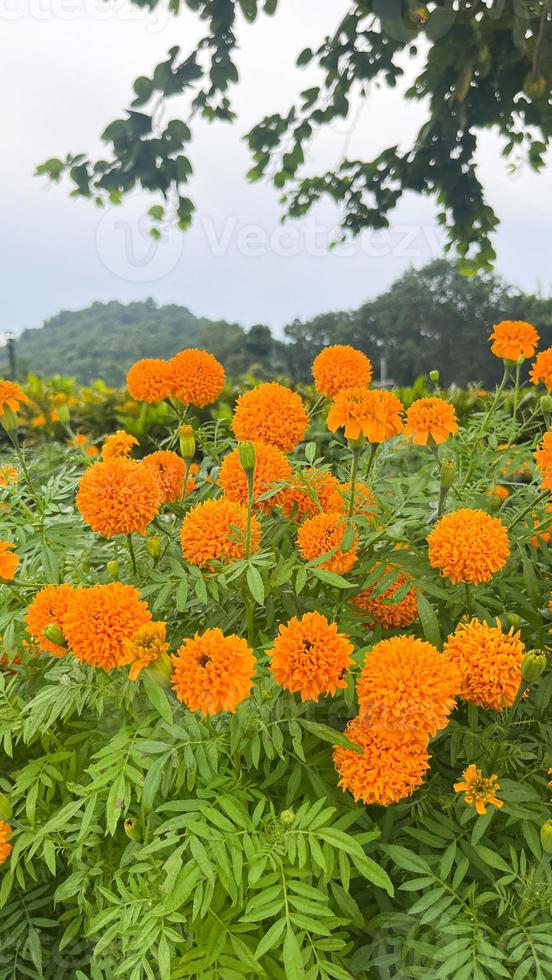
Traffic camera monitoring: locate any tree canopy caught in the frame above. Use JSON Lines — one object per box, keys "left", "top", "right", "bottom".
{"left": 37, "top": 1, "right": 552, "bottom": 271}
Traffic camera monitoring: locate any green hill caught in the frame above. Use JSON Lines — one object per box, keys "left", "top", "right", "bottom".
{"left": 1, "top": 300, "right": 286, "bottom": 387}
{"left": 3, "top": 262, "right": 552, "bottom": 388}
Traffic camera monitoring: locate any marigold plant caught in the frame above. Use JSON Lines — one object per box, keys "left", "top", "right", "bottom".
{"left": 231, "top": 382, "right": 308, "bottom": 451}
{"left": 171, "top": 628, "right": 255, "bottom": 715}
{"left": 77, "top": 458, "right": 161, "bottom": 537}
{"left": 312, "top": 344, "right": 373, "bottom": 398}
{"left": 297, "top": 510, "right": 357, "bottom": 573}
{"left": 443, "top": 618, "right": 524, "bottom": 710}
{"left": 489, "top": 320, "right": 539, "bottom": 361}
{"left": 269, "top": 611, "right": 353, "bottom": 701}
{"left": 61, "top": 583, "right": 152, "bottom": 671}
{"left": 333, "top": 718, "right": 430, "bottom": 806}
{"left": 327, "top": 387, "right": 404, "bottom": 442}
{"left": 168, "top": 348, "right": 225, "bottom": 407}
{"left": 357, "top": 635, "right": 459, "bottom": 736}
{"left": 428, "top": 508, "right": 510, "bottom": 584}
{"left": 219, "top": 440, "right": 291, "bottom": 511}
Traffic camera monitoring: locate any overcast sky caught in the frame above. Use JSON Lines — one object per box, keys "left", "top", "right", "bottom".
{"left": 2, "top": 0, "right": 551, "bottom": 339}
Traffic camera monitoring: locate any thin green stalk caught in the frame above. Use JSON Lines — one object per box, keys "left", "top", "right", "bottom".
{"left": 180, "top": 460, "right": 192, "bottom": 506}
{"left": 464, "top": 582, "right": 473, "bottom": 618}
{"left": 509, "top": 360, "right": 522, "bottom": 443}
{"left": 364, "top": 442, "right": 378, "bottom": 482}
{"left": 347, "top": 445, "right": 361, "bottom": 519}
{"left": 507, "top": 679, "right": 529, "bottom": 728}
{"left": 126, "top": 534, "right": 137, "bottom": 575}
{"left": 508, "top": 488, "right": 549, "bottom": 533}
{"left": 245, "top": 470, "right": 255, "bottom": 559}
{"left": 461, "top": 364, "right": 510, "bottom": 488}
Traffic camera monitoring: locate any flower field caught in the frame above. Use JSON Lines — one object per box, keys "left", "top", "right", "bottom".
{"left": 1, "top": 323, "right": 552, "bottom": 979}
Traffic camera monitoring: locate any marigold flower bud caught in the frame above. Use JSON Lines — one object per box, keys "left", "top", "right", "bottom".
{"left": 107, "top": 559, "right": 120, "bottom": 580}
{"left": 145, "top": 652, "right": 173, "bottom": 689}
{"left": 43, "top": 623, "right": 66, "bottom": 648}
{"left": 429, "top": 369, "right": 440, "bottom": 383}
{"left": 55, "top": 403, "right": 71, "bottom": 425}
{"left": 0, "top": 794, "right": 12, "bottom": 821}
{"left": 124, "top": 817, "right": 142, "bottom": 842}
{"left": 440, "top": 456, "right": 457, "bottom": 489}
{"left": 521, "top": 651, "right": 547, "bottom": 683}
{"left": 237, "top": 441, "right": 256, "bottom": 474}
{"left": 146, "top": 536, "right": 161, "bottom": 559}
{"left": 280, "top": 809, "right": 295, "bottom": 828}
{"left": 0, "top": 407, "right": 19, "bottom": 434}
{"left": 540, "top": 819, "right": 552, "bottom": 855}
{"left": 178, "top": 425, "right": 195, "bottom": 460}
{"left": 506, "top": 613, "right": 522, "bottom": 629}
{"left": 540, "top": 395, "right": 552, "bottom": 414}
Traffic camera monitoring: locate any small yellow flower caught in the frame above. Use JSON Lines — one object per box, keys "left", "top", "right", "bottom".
{"left": 454, "top": 764, "right": 503, "bottom": 815}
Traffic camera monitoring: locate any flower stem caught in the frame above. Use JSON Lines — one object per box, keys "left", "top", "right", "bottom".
{"left": 126, "top": 534, "right": 137, "bottom": 575}
{"left": 509, "top": 360, "right": 522, "bottom": 443}
{"left": 464, "top": 582, "right": 473, "bottom": 618}
{"left": 347, "top": 445, "right": 361, "bottom": 519}
{"left": 245, "top": 470, "right": 255, "bottom": 559}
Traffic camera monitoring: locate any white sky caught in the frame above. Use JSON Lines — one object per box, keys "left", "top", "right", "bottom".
{"left": 2, "top": 0, "right": 552, "bottom": 338}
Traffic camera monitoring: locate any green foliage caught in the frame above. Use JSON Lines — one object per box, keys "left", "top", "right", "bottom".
{"left": 37, "top": 2, "right": 552, "bottom": 268}
{"left": 1, "top": 366, "right": 552, "bottom": 977}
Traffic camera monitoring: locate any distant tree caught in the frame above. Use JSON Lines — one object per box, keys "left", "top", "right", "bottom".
{"left": 284, "top": 260, "right": 552, "bottom": 386}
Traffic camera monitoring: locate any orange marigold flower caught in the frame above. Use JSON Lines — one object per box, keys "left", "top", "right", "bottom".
{"left": 327, "top": 388, "right": 404, "bottom": 442}
{"left": 0, "top": 466, "right": 18, "bottom": 487}
{"left": 127, "top": 358, "right": 172, "bottom": 403}
{"left": 180, "top": 498, "right": 261, "bottom": 566}
{"left": 529, "top": 503, "right": 552, "bottom": 549}
{"left": 102, "top": 430, "right": 139, "bottom": 460}
{"left": 353, "top": 565, "right": 418, "bottom": 630}
{"left": 62, "top": 583, "right": 151, "bottom": 672}
{"left": 280, "top": 468, "right": 343, "bottom": 522}
{"left": 333, "top": 717, "right": 430, "bottom": 806}
{"left": 25, "top": 584, "right": 75, "bottom": 657}
{"left": 69, "top": 433, "right": 99, "bottom": 457}
{"left": 489, "top": 320, "right": 539, "bottom": 361}
{"left": 269, "top": 612, "right": 354, "bottom": 701}
{"left": 0, "top": 820, "right": 12, "bottom": 865}
{"left": 169, "top": 349, "right": 225, "bottom": 407}
{"left": 312, "top": 345, "right": 373, "bottom": 398}
{"left": 339, "top": 480, "right": 378, "bottom": 520}
{"left": 232, "top": 383, "right": 308, "bottom": 452}
{"left": 0, "top": 380, "right": 30, "bottom": 417}
{"left": 487, "top": 485, "right": 510, "bottom": 503}
{"left": 297, "top": 511, "right": 357, "bottom": 574}
{"left": 357, "top": 635, "right": 459, "bottom": 736}
{"left": 220, "top": 441, "right": 291, "bottom": 511}
{"left": 31, "top": 415, "right": 46, "bottom": 428}
{"left": 454, "top": 764, "right": 503, "bottom": 815}
{"left": 143, "top": 450, "right": 195, "bottom": 503}
{"left": 171, "top": 628, "right": 254, "bottom": 715}
{"left": 443, "top": 618, "right": 524, "bottom": 710}
{"left": 124, "top": 621, "right": 169, "bottom": 681}
{"left": 530, "top": 347, "right": 552, "bottom": 392}
{"left": 77, "top": 458, "right": 161, "bottom": 538}
{"left": 428, "top": 508, "right": 509, "bottom": 584}
{"left": 535, "top": 431, "right": 552, "bottom": 491}
{"left": 0, "top": 541, "right": 19, "bottom": 581}
{"left": 404, "top": 397, "right": 458, "bottom": 446}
